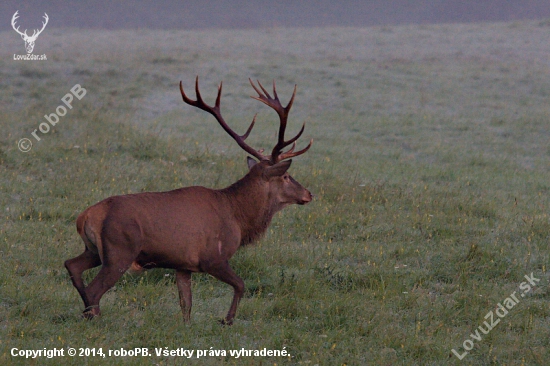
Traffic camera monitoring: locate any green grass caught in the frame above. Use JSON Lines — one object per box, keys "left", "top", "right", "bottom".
{"left": 1, "top": 20, "right": 550, "bottom": 365}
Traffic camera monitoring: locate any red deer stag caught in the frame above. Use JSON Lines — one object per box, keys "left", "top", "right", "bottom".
{"left": 65, "top": 77, "right": 313, "bottom": 325}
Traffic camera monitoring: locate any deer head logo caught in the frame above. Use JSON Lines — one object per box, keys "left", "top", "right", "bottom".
{"left": 11, "top": 11, "right": 49, "bottom": 54}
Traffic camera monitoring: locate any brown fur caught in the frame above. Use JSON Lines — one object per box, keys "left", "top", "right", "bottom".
{"left": 65, "top": 159, "right": 312, "bottom": 324}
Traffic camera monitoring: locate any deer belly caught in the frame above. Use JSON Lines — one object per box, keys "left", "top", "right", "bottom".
{"left": 133, "top": 244, "right": 201, "bottom": 272}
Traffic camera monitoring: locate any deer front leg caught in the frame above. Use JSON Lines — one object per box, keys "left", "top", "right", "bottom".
{"left": 176, "top": 270, "right": 192, "bottom": 322}
{"left": 205, "top": 261, "right": 244, "bottom": 325}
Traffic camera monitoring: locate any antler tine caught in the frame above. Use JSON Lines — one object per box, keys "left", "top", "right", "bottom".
{"left": 285, "top": 84, "right": 297, "bottom": 112}
{"left": 272, "top": 80, "right": 278, "bottom": 100}
{"left": 180, "top": 77, "right": 267, "bottom": 161}
{"left": 283, "top": 122, "right": 305, "bottom": 147}
{"left": 257, "top": 80, "right": 273, "bottom": 100}
{"left": 179, "top": 78, "right": 196, "bottom": 106}
{"left": 241, "top": 114, "right": 257, "bottom": 140}
{"left": 194, "top": 76, "right": 205, "bottom": 105}
{"left": 284, "top": 141, "right": 296, "bottom": 154}
{"left": 277, "top": 138, "right": 313, "bottom": 161}
{"left": 215, "top": 81, "right": 222, "bottom": 108}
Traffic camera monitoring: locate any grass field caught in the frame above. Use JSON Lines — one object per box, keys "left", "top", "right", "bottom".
{"left": 1, "top": 19, "right": 550, "bottom": 365}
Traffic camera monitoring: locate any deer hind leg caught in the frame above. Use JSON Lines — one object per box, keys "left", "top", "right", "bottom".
{"left": 81, "top": 240, "right": 139, "bottom": 319}
{"left": 204, "top": 261, "right": 244, "bottom": 325}
{"left": 176, "top": 270, "right": 192, "bottom": 322}
{"left": 65, "top": 248, "right": 102, "bottom": 310}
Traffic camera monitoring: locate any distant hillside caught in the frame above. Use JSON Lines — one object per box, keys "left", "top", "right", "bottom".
{"left": 2, "top": 0, "right": 550, "bottom": 31}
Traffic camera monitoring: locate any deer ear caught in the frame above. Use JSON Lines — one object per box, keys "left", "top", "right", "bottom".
{"left": 265, "top": 160, "right": 292, "bottom": 177}
{"left": 247, "top": 156, "right": 258, "bottom": 170}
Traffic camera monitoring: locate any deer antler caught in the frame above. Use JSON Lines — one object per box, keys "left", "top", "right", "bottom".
{"left": 180, "top": 77, "right": 268, "bottom": 162}
{"left": 180, "top": 77, "right": 312, "bottom": 165}
{"left": 249, "top": 79, "right": 312, "bottom": 164}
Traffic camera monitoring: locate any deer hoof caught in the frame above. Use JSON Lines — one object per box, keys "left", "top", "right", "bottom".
{"left": 82, "top": 306, "right": 100, "bottom": 320}
{"left": 218, "top": 318, "right": 233, "bottom": 326}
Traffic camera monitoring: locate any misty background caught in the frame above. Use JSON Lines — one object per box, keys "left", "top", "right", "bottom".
{"left": 2, "top": 0, "right": 550, "bottom": 31}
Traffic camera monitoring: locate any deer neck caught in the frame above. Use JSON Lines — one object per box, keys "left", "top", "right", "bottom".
{"left": 221, "top": 174, "right": 278, "bottom": 245}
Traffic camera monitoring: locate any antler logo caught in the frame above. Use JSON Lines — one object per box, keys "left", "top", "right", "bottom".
{"left": 11, "top": 11, "right": 49, "bottom": 54}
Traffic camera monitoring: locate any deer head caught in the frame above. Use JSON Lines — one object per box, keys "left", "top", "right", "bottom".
{"left": 12, "top": 11, "right": 49, "bottom": 54}
{"left": 180, "top": 77, "right": 313, "bottom": 208}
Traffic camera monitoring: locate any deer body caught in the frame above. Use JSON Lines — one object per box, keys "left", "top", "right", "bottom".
{"left": 65, "top": 78, "right": 313, "bottom": 324}
{"left": 79, "top": 187, "right": 242, "bottom": 273}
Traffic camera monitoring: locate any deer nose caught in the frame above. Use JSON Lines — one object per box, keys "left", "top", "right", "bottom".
{"left": 300, "top": 191, "right": 313, "bottom": 204}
